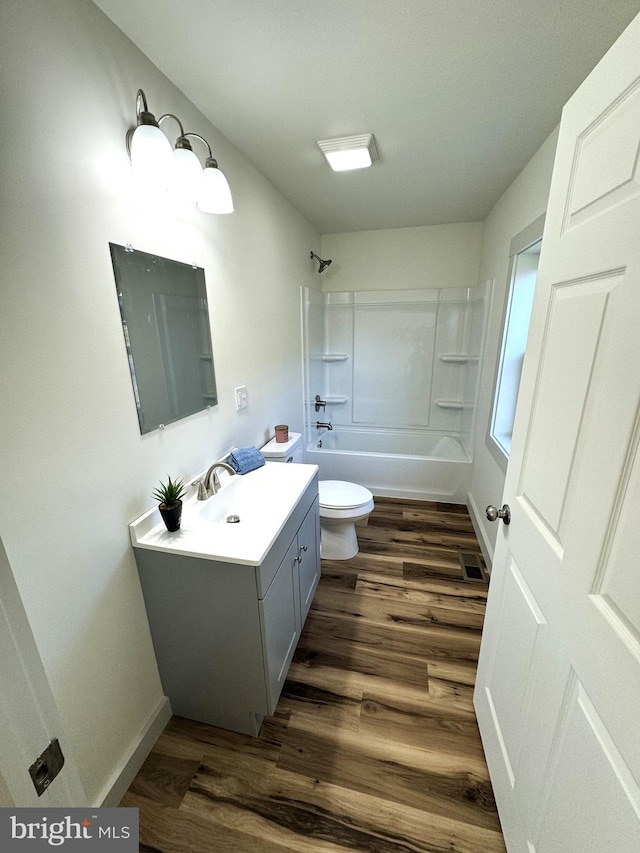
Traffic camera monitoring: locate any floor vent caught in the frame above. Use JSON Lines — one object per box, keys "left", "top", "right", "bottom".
{"left": 459, "top": 552, "right": 488, "bottom": 583}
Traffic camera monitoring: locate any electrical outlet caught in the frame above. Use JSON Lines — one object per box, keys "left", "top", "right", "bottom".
{"left": 235, "top": 385, "right": 248, "bottom": 411}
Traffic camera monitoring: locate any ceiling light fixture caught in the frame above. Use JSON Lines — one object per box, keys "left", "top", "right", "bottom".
{"left": 317, "top": 134, "right": 379, "bottom": 172}
{"left": 126, "top": 89, "right": 234, "bottom": 214}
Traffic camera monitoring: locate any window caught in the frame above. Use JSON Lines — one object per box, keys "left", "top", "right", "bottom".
{"left": 488, "top": 215, "right": 545, "bottom": 469}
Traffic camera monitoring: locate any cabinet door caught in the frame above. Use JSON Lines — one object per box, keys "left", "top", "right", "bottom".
{"left": 298, "top": 498, "right": 321, "bottom": 624}
{"left": 260, "top": 538, "right": 300, "bottom": 714}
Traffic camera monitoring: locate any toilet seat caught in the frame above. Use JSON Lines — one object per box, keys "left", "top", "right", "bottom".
{"left": 319, "top": 480, "right": 373, "bottom": 510}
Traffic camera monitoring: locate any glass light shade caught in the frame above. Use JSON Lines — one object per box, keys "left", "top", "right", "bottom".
{"left": 323, "top": 147, "right": 373, "bottom": 172}
{"left": 129, "top": 124, "right": 174, "bottom": 190}
{"left": 171, "top": 147, "right": 203, "bottom": 202}
{"left": 198, "top": 165, "right": 234, "bottom": 214}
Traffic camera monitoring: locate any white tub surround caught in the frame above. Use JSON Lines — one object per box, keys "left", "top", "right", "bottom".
{"left": 302, "top": 286, "right": 490, "bottom": 455}
{"left": 302, "top": 285, "right": 489, "bottom": 501}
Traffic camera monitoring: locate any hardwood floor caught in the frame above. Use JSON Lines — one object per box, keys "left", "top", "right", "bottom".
{"left": 121, "top": 497, "right": 506, "bottom": 853}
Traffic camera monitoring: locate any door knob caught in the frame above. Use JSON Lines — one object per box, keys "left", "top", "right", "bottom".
{"left": 486, "top": 504, "right": 511, "bottom": 525}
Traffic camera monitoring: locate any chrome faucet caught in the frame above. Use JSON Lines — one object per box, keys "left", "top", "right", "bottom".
{"left": 195, "top": 461, "right": 236, "bottom": 500}
{"left": 315, "top": 421, "right": 333, "bottom": 430}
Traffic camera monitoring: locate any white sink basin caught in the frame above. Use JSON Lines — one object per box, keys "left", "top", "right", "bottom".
{"left": 129, "top": 461, "right": 318, "bottom": 565}
{"left": 196, "top": 474, "right": 270, "bottom": 524}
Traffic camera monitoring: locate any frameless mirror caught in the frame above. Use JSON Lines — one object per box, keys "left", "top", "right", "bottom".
{"left": 110, "top": 243, "right": 218, "bottom": 434}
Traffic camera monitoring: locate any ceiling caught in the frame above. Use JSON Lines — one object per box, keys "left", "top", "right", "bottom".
{"left": 93, "top": 1, "right": 640, "bottom": 234}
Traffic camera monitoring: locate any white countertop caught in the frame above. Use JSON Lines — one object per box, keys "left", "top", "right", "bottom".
{"left": 129, "top": 461, "right": 318, "bottom": 566}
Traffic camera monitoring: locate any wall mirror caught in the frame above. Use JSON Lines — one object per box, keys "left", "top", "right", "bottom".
{"left": 110, "top": 243, "right": 218, "bottom": 434}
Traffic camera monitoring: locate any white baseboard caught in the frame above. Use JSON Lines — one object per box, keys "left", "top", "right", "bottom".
{"left": 369, "top": 487, "right": 468, "bottom": 504}
{"left": 466, "top": 491, "right": 494, "bottom": 572}
{"left": 96, "top": 695, "right": 172, "bottom": 807}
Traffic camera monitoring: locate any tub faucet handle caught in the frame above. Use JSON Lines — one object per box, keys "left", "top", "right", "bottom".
{"left": 316, "top": 421, "right": 333, "bottom": 430}
{"left": 314, "top": 394, "right": 327, "bottom": 412}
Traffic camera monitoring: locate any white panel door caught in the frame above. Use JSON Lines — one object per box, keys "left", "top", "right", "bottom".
{"left": 0, "top": 537, "right": 87, "bottom": 806}
{"left": 474, "top": 13, "right": 640, "bottom": 853}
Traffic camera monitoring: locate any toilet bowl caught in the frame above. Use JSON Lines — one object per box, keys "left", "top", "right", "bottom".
{"left": 319, "top": 480, "right": 375, "bottom": 560}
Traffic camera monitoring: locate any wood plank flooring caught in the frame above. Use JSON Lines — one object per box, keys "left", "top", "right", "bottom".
{"left": 121, "top": 497, "right": 506, "bottom": 853}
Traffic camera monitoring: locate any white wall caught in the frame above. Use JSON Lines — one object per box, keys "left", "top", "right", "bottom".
{"left": 0, "top": 773, "right": 13, "bottom": 808}
{"left": 467, "top": 128, "right": 560, "bottom": 564}
{"left": 320, "top": 222, "right": 484, "bottom": 291}
{"left": 0, "top": 0, "right": 318, "bottom": 805}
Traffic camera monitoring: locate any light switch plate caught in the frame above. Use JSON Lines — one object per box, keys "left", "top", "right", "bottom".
{"left": 235, "top": 385, "right": 248, "bottom": 411}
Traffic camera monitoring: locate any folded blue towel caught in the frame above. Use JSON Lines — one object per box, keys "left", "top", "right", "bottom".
{"left": 227, "top": 445, "right": 265, "bottom": 475}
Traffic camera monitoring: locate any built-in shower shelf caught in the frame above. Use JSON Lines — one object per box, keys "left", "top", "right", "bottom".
{"left": 436, "top": 400, "right": 467, "bottom": 410}
{"left": 320, "top": 353, "right": 349, "bottom": 362}
{"left": 439, "top": 354, "right": 479, "bottom": 364}
{"left": 324, "top": 395, "right": 348, "bottom": 405}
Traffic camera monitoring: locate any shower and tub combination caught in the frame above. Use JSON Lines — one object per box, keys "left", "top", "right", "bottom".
{"left": 301, "top": 284, "right": 491, "bottom": 503}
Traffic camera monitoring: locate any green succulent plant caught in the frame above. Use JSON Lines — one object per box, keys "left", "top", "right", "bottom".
{"left": 152, "top": 475, "right": 187, "bottom": 507}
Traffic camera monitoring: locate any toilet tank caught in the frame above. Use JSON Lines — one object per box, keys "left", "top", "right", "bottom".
{"left": 261, "top": 431, "right": 303, "bottom": 463}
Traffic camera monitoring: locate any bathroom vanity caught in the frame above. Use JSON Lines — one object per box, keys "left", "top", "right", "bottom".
{"left": 129, "top": 462, "right": 320, "bottom": 736}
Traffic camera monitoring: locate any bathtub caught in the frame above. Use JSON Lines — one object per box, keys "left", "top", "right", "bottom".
{"left": 304, "top": 428, "right": 471, "bottom": 503}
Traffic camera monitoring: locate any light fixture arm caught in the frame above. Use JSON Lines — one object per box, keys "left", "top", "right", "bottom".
{"left": 158, "top": 113, "right": 184, "bottom": 138}
{"left": 159, "top": 112, "right": 186, "bottom": 136}
{"left": 159, "top": 114, "right": 201, "bottom": 157}
{"left": 126, "top": 88, "right": 167, "bottom": 157}
{"left": 135, "top": 89, "right": 155, "bottom": 126}
{"left": 183, "top": 132, "right": 219, "bottom": 169}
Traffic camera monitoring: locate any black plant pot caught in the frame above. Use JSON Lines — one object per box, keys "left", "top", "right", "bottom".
{"left": 159, "top": 501, "right": 182, "bottom": 532}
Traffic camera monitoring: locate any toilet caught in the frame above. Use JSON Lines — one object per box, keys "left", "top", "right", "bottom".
{"left": 317, "top": 479, "right": 374, "bottom": 560}
{"left": 260, "top": 433, "right": 374, "bottom": 561}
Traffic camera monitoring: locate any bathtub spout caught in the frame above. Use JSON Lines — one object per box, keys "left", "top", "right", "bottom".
{"left": 316, "top": 421, "right": 333, "bottom": 430}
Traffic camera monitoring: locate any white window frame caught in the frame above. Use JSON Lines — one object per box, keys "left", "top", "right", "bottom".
{"left": 487, "top": 214, "right": 545, "bottom": 472}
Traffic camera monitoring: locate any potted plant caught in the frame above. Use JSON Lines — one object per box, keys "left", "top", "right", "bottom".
{"left": 152, "top": 475, "right": 187, "bottom": 532}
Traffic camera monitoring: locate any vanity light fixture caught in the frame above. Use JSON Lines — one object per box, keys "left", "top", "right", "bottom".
{"left": 184, "top": 133, "right": 234, "bottom": 214}
{"left": 126, "top": 90, "right": 174, "bottom": 190}
{"left": 317, "top": 134, "right": 379, "bottom": 172}
{"left": 158, "top": 114, "right": 203, "bottom": 203}
{"left": 126, "top": 89, "right": 234, "bottom": 213}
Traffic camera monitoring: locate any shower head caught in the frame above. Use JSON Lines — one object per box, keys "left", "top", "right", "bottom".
{"left": 310, "top": 251, "right": 332, "bottom": 273}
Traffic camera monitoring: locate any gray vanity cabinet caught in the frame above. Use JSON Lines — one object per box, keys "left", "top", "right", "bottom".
{"left": 133, "top": 475, "right": 320, "bottom": 737}
{"left": 297, "top": 500, "right": 321, "bottom": 622}
{"left": 260, "top": 496, "right": 320, "bottom": 712}
{"left": 260, "top": 536, "right": 301, "bottom": 714}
